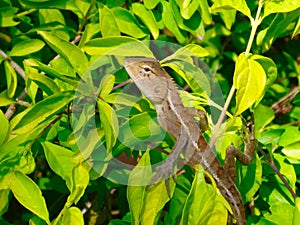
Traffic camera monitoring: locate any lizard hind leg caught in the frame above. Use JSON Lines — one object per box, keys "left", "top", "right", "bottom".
{"left": 224, "top": 124, "right": 257, "bottom": 183}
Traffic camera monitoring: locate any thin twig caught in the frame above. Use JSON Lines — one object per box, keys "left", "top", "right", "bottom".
{"left": 257, "top": 145, "right": 297, "bottom": 200}
{"left": 0, "top": 49, "right": 26, "bottom": 80}
{"left": 271, "top": 87, "right": 299, "bottom": 116}
{"left": 112, "top": 79, "right": 133, "bottom": 91}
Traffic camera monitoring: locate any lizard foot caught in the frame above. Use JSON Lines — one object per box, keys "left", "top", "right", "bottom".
{"left": 147, "top": 160, "right": 177, "bottom": 197}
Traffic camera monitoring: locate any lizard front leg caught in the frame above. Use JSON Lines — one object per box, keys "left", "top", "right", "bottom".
{"left": 148, "top": 128, "right": 189, "bottom": 194}
{"left": 224, "top": 125, "right": 257, "bottom": 183}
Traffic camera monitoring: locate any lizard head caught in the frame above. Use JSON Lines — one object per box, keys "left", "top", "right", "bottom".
{"left": 124, "top": 57, "right": 169, "bottom": 104}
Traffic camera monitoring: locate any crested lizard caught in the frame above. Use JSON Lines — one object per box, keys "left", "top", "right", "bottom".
{"left": 124, "top": 57, "right": 256, "bottom": 225}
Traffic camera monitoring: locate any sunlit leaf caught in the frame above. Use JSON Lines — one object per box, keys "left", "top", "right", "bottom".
{"left": 162, "top": 1, "right": 186, "bottom": 43}
{"left": 211, "top": 0, "right": 252, "bottom": 20}
{"left": 61, "top": 207, "right": 84, "bottom": 225}
{"left": 0, "top": 7, "right": 19, "bottom": 27}
{"left": 144, "top": 0, "right": 161, "bottom": 9}
{"left": 132, "top": 3, "right": 160, "bottom": 39}
{"left": 100, "top": 6, "right": 120, "bottom": 37}
{"left": 11, "top": 91, "right": 74, "bottom": 134}
{"left": 42, "top": 141, "right": 76, "bottom": 190}
{"left": 38, "top": 31, "right": 89, "bottom": 76}
{"left": 233, "top": 53, "right": 266, "bottom": 115}
{"left": 84, "top": 37, "right": 154, "bottom": 57}
{"left": 127, "top": 151, "right": 152, "bottom": 225}
{"left": 263, "top": 0, "right": 300, "bottom": 19}
{"left": 4, "top": 61, "right": 17, "bottom": 98}
{"left": 27, "top": 72, "right": 60, "bottom": 95}
{"left": 97, "top": 100, "right": 119, "bottom": 152}
{"left": 0, "top": 110, "right": 9, "bottom": 145}
{"left": 112, "top": 7, "right": 148, "bottom": 38}
{"left": 10, "top": 39, "right": 45, "bottom": 57}
{"left": 10, "top": 171, "right": 50, "bottom": 224}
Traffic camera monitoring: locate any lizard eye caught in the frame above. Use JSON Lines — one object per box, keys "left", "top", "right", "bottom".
{"left": 143, "top": 65, "right": 151, "bottom": 73}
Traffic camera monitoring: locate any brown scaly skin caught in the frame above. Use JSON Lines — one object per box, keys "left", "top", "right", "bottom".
{"left": 124, "top": 57, "right": 256, "bottom": 225}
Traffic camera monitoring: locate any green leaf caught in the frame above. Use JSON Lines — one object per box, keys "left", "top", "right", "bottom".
{"left": 0, "top": 110, "right": 9, "bottom": 145}
{"left": 292, "top": 16, "right": 300, "bottom": 38}
{"left": 218, "top": 9, "right": 237, "bottom": 30}
{"left": 97, "top": 100, "right": 119, "bottom": 152}
{"left": 169, "top": 0, "right": 204, "bottom": 37}
{"left": 233, "top": 53, "right": 267, "bottom": 115}
{"left": 27, "top": 72, "right": 60, "bottom": 95}
{"left": 38, "top": 31, "right": 89, "bottom": 76}
{"left": 10, "top": 39, "right": 45, "bottom": 57}
{"left": 293, "top": 198, "right": 300, "bottom": 225}
{"left": 84, "top": 37, "right": 154, "bottom": 57}
{"left": 42, "top": 141, "right": 76, "bottom": 190}
{"left": 29, "top": 216, "right": 46, "bottom": 225}
{"left": 72, "top": 128, "right": 103, "bottom": 163}
{"left": 11, "top": 91, "right": 74, "bottom": 134}
{"left": 127, "top": 151, "right": 152, "bottom": 225}
{"left": 118, "top": 112, "right": 163, "bottom": 148}
{"left": 4, "top": 61, "right": 17, "bottom": 98}
{"left": 257, "top": 10, "right": 300, "bottom": 52}
{"left": 162, "top": 44, "right": 209, "bottom": 60}
{"left": 176, "top": 0, "right": 200, "bottom": 19}
{"left": 99, "top": 74, "right": 115, "bottom": 98}
{"left": 211, "top": 0, "right": 252, "bottom": 20}
{"left": 254, "top": 104, "right": 275, "bottom": 135}
{"left": 238, "top": 154, "right": 262, "bottom": 203}
{"left": 0, "top": 189, "right": 10, "bottom": 216}
{"left": 181, "top": 166, "right": 223, "bottom": 224}
{"left": 131, "top": 3, "right": 160, "bottom": 39}
{"left": 68, "top": 164, "right": 89, "bottom": 204}
{"left": 61, "top": 207, "right": 84, "bottom": 225}
{"left": 105, "top": 92, "right": 141, "bottom": 108}
{"left": 0, "top": 7, "right": 19, "bottom": 27}
{"left": 279, "top": 126, "right": 300, "bottom": 147}
{"left": 141, "top": 175, "right": 176, "bottom": 225}
{"left": 24, "top": 59, "right": 79, "bottom": 87}
{"left": 274, "top": 154, "right": 296, "bottom": 191}
{"left": 162, "top": 60, "right": 211, "bottom": 95}
{"left": 9, "top": 171, "right": 50, "bottom": 224}
{"left": 162, "top": 1, "right": 186, "bottom": 43}
{"left": 263, "top": 0, "right": 300, "bottom": 19}
{"left": 199, "top": 0, "right": 212, "bottom": 24}
{"left": 0, "top": 90, "right": 15, "bottom": 106}
{"left": 144, "top": 0, "right": 161, "bottom": 9}
{"left": 100, "top": 6, "right": 120, "bottom": 37}
{"left": 112, "top": 7, "right": 148, "bottom": 38}
{"left": 282, "top": 142, "right": 300, "bottom": 160}
{"left": 264, "top": 202, "right": 294, "bottom": 225}
{"left": 258, "top": 129, "right": 284, "bottom": 146}
{"left": 251, "top": 55, "right": 277, "bottom": 99}
{"left": 18, "top": 0, "right": 79, "bottom": 11}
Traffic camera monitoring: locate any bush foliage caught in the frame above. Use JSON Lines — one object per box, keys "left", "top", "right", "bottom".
{"left": 0, "top": 0, "right": 300, "bottom": 224}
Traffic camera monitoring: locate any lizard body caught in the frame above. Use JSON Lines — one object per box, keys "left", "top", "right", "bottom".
{"left": 124, "top": 57, "right": 255, "bottom": 225}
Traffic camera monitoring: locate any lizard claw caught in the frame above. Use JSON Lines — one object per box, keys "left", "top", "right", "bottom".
{"left": 147, "top": 160, "right": 177, "bottom": 197}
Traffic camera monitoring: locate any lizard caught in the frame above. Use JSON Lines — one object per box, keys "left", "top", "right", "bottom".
{"left": 124, "top": 57, "right": 256, "bottom": 225}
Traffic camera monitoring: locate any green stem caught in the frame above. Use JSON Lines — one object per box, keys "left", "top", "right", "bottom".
{"left": 52, "top": 204, "right": 69, "bottom": 225}
{"left": 210, "top": 1, "right": 263, "bottom": 148}
{"left": 245, "top": 1, "right": 263, "bottom": 57}
{"left": 14, "top": 9, "right": 37, "bottom": 18}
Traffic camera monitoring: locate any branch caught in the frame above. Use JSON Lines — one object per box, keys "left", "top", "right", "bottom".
{"left": 271, "top": 87, "right": 299, "bottom": 116}
{"left": 257, "top": 145, "right": 297, "bottom": 200}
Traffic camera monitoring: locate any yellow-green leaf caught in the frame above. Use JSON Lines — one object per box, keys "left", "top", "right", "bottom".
{"left": 4, "top": 61, "right": 17, "bottom": 98}
{"left": 38, "top": 31, "right": 89, "bottom": 76}
{"left": 10, "top": 39, "right": 45, "bottom": 57}
{"left": 10, "top": 171, "right": 50, "bottom": 224}
{"left": 233, "top": 53, "right": 266, "bottom": 115}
